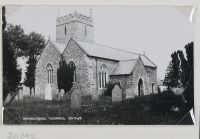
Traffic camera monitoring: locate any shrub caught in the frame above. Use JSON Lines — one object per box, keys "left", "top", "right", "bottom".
{"left": 150, "top": 90, "right": 182, "bottom": 112}
{"left": 103, "top": 81, "right": 120, "bottom": 97}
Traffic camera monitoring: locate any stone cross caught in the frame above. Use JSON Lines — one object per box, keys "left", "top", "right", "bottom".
{"left": 71, "top": 89, "right": 81, "bottom": 109}
{"left": 112, "top": 85, "right": 122, "bottom": 102}
{"left": 45, "top": 84, "right": 52, "bottom": 100}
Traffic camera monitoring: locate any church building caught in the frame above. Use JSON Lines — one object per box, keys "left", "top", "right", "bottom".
{"left": 35, "top": 11, "right": 157, "bottom": 99}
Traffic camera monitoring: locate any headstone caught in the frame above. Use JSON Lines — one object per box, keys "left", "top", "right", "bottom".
{"left": 18, "top": 89, "right": 23, "bottom": 100}
{"left": 125, "top": 88, "right": 134, "bottom": 99}
{"left": 71, "top": 89, "right": 81, "bottom": 109}
{"left": 92, "top": 90, "right": 99, "bottom": 101}
{"left": 112, "top": 85, "right": 122, "bottom": 102}
{"left": 60, "top": 89, "right": 65, "bottom": 99}
{"left": 23, "top": 86, "right": 30, "bottom": 96}
{"left": 92, "top": 94, "right": 99, "bottom": 101}
{"left": 45, "top": 84, "right": 52, "bottom": 100}
{"left": 31, "top": 88, "right": 34, "bottom": 95}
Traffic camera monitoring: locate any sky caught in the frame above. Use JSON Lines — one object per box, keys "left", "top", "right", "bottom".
{"left": 6, "top": 6, "right": 194, "bottom": 81}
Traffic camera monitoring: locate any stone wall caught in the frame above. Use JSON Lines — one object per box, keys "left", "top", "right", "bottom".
{"left": 87, "top": 57, "right": 118, "bottom": 93}
{"left": 63, "top": 39, "right": 92, "bottom": 95}
{"left": 56, "top": 11, "right": 94, "bottom": 44}
{"left": 131, "top": 57, "right": 149, "bottom": 96}
{"left": 145, "top": 66, "right": 157, "bottom": 94}
{"left": 110, "top": 57, "right": 151, "bottom": 98}
{"left": 63, "top": 39, "right": 118, "bottom": 95}
{"left": 35, "top": 41, "right": 61, "bottom": 99}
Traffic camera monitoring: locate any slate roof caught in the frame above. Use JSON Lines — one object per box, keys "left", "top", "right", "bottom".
{"left": 110, "top": 60, "right": 137, "bottom": 75}
{"left": 74, "top": 40, "right": 156, "bottom": 68}
{"left": 51, "top": 39, "right": 157, "bottom": 69}
{"left": 51, "top": 41, "right": 66, "bottom": 53}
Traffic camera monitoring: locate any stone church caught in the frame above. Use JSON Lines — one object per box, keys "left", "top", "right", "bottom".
{"left": 35, "top": 11, "right": 157, "bottom": 99}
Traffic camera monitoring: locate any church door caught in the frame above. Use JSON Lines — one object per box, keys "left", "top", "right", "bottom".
{"left": 138, "top": 78, "right": 144, "bottom": 96}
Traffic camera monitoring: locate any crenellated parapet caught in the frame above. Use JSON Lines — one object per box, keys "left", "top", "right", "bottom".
{"left": 56, "top": 11, "right": 93, "bottom": 26}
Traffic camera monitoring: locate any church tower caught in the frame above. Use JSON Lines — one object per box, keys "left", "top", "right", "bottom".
{"left": 56, "top": 10, "right": 94, "bottom": 44}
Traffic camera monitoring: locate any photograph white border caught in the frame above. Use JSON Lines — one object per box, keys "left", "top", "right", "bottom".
{"left": 0, "top": 0, "right": 200, "bottom": 139}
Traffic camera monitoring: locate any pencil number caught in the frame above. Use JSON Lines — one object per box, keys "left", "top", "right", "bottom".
{"left": 7, "top": 131, "right": 37, "bottom": 139}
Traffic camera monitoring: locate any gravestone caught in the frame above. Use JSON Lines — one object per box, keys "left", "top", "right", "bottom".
{"left": 92, "top": 90, "right": 99, "bottom": 101}
{"left": 112, "top": 85, "right": 122, "bottom": 102}
{"left": 18, "top": 89, "right": 24, "bottom": 100}
{"left": 31, "top": 88, "right": 34, "bottom": 95}
{"left": 125, "top": 88, "right": 134, "bottom": 99}
{"left": 71, "top": 89, "right": 81, "bottom": 109}
{"left": 60, "top": 89, "right": 65, "bottom": 99}
{"left": 45, "top": 84, "right": 52, "bottom": 100}
{"left": 23, "top": 86, "right": 30, "bottom": 96}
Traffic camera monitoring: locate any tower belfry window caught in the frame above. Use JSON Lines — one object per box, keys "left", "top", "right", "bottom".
{"left": 65, "top": 26, "right": 67, "bottom": 35}
{"left": 84, "top": 25, "right": 87, "bottom": 36}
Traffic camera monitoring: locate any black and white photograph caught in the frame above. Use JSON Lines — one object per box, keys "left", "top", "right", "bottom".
{"left": 2, "top": 6, "right": 194, "bottom": 125}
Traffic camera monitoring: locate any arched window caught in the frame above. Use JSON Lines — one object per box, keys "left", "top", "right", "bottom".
{"left": 152, "top": 83, "right": 155, "bottom": 94}
{"left": 138, "top": 78, "right": 144, "bottom": 96}
{"left": 99, "top": 65, "right": 108, "bottom": 88}
{"left": 69, "top": 61, "right": 76, "bottom": 82}
{"left": 47, "top": 64, "right": 53, "bottom": 84}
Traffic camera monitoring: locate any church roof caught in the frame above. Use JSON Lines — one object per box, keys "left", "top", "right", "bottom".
{"left": 74, "top": 39, "right": 157, "bottom": 68}
{"left": 110, "top": 60, "right": 137, "bottom": 75}
{"left": 50, "top": 39, "right": 156, "bottom": 68}
{"left": 51, "top": 41, "right": 66, "bottom": 53}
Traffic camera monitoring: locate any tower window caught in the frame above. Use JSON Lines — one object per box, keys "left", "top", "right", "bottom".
{"left": 65, "top": 26, "right": 67, "bottom": 35}
{"left": 84, "top": 25, "right": 87, "bottom": 36}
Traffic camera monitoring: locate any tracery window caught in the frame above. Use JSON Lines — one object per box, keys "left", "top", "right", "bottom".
{"left": 47, "top": 63, "right": 53, "bottom": 84}
{"left": 69, "top": 61, "right": 77, "bottom": 82}
{"left": 99, "top": 65, "right": 108, "bottom": 88}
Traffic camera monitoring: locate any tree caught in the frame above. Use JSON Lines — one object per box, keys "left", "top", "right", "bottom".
{"left": 24, "top": 32, "right": 46, "bottom": 94}
{"left": 164, "top": 52, "right": 180, "bottom": 88}
{"left": 24, "top": 58, "right": 37, "bottom": 95}
{"left": 164, "top": 42, "right": 194, "bottom": 109}
{"left": 2, "top": 6, "right": 6, "bottom": 31}
{"left": 3, "top": 6, "right": 22, "bottom": 101}
{"left": 177, "top": 50, "right": 188, "bottom": 87}
{"left": 5, "top": 24, "right": 28, "bottom": 57}
{"left": 163, "top": 62, "right": 174, "bottom": 89}
{"left": 183, "top": 42, "right": 194, "bottom": 109}
{"left": 57, "top": 56, "right": 75, "bottom": 93}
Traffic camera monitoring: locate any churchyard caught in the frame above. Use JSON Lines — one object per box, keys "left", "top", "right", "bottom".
{"left": 3, "top": 84, "right": 190, "bottom": 125}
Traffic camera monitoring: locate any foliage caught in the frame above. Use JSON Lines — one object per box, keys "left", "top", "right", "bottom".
{"left": 5, "top": 24, "right": 28, "bottom": 57}
{"left": 3, "top": 6, "right": 22, "bottom": 101}
{"left": 4, "top": 92, "right": 190, "bottom": 125}
{"left": 24, "top": 58, "right": 37, "bottom": 94}
{"left": 149, "top": 90, "right": 182, "bottom": 112}
{"left": 57, "top": 56, "right": 75, "bottom": 93}
{"left": 164, "top": 42, "right": 194, "bottom": 109}
{"left": 164, "top": 52, "right": 180, "bottom": 88}
{"left": 2, "top": 6, "right": 6, "bottom": 31}
{"left": 103, "top": 81, "right": 120, "bottom": 97}
{"left": 183, "top": 42, "right": 194, "bottom": 109}
{"left": 23, "top": 32, "right": 46, "bottom": 94}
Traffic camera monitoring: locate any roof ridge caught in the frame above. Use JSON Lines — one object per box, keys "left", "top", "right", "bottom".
{"left": 120, "top": 59, "right": 138, "bottom": 62}
{"left": 76, "top": 40, "right": 143, "bottom": 55}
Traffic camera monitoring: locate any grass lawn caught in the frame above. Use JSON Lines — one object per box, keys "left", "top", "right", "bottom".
{"left": 3, "top": 93, "right": 191, "bottom": 125}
